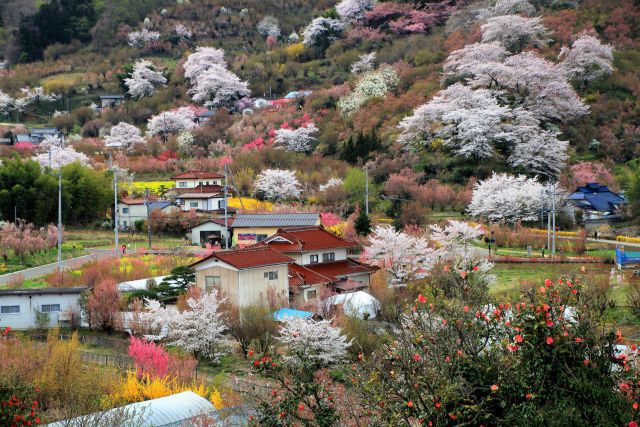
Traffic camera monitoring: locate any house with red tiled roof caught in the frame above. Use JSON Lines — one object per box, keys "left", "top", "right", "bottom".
{"left": 189, "top": 247, "right": 293, "bottom": 307}
{"left": 255, "top": 226, "right": 378, "bottom": 305}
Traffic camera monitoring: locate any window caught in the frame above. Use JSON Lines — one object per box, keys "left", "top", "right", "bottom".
{"left": 205, "top": 276, "right": 221, "bottom": 290}
{"left": 309, "top": 254, "right": 319, "bottom": 264}
{"left": 218, "top": 200, "right": 226, "bottom": 209}
{"left": 264, "top": 271, "right": 278, "bottom": 280}
{"left": 0, "top": 305, "right": 20, "bottom": 314}
{"left": 206, "top": 181, "right": 209, "bottom": 185}
{"left": 123, "top": 221, "right": 128, "bottom": 227}
{"left": 306, "top": 290, "right": 317, "bottom": 300}
{"left": 122, "top": 207, "right": 129, "bottom": 214}
{"left": 179, "top": 181, "right": 187, "bottom": 188}
{"left": 322, "top": 252, "right": 335, "bottom": 262}
{"left": 41, "top": 304, "right": 61, "bottom": 313}
{"left": 256, "top": 234, "right": 268, "bottom": 242}
{"left": 179, "top": 199, "right": 185, "bottom": 205}
{"left": 189, "top": 201, "right": 198, "bottom": 208}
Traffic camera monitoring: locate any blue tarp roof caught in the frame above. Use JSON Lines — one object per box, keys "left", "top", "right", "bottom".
{"left": 569, "top": 183, "right": 627, "bottom": 213}
{"left": 273, "top": 308, "right": 313, "bottom": 321}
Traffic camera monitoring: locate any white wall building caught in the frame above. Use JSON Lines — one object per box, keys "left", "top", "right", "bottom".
{"left": 189, "top": 219, "right": 232, "bottom": 246}
{"left": 171, "top": 171, "right": 224, "bottom": 189}
{"left": 175, "top": 193, "right": 226, "bottom": 212}
{"left": 118, "top": 199, "right": 176, "bottom": 229}
{"left": 0, "top": 287, "right": 87, "bottom": 330}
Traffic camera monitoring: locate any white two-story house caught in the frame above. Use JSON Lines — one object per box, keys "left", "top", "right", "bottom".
{"left": 174, "top": 192, "right": 226, "bottom": 212}
{"left": 118, "top": 199, "right": 175, "bottom": 229}
{"left": 172, "top": 171, "right": 224, "bottom": 189}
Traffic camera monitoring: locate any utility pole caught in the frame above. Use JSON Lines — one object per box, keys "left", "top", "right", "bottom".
{"left": 546, "top": 183, "right": 551, "bottom": 257}
{"left": 552, "top": 183, "right": 556, "bottom": 258}
{"left": 110, "top": 155, "right": 119, "bottom": 256}
{"left": 57, "top": 138, "right": 63, "bottom": 274}
{"left": 224, "top": 163, "right": 229, "bottom": 249}
{"left": 364, "top": 167, "right": 369, "bottom": 216}
{"left": 14, "top": 206, "right": 17, "bottom": 224}
{"left": 145, "top": 188, "right": 152, "bottom": 249}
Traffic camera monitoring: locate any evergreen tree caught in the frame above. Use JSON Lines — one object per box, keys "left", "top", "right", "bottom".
{"left": 354, "top": 208, "right": 372, "bottom": 236}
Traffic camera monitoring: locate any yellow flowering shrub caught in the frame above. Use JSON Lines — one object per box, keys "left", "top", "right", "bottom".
{"left": 617, "top": 236, "right": 640, "bottom": 243}
{"left": 529, "top": 228, "right": 579, "bottom": 237}
{"left": 227, "top": 197, "right": 273, "bottom": 212}
{"left": 121, "top": 181, "right": 175, "bottom": 196}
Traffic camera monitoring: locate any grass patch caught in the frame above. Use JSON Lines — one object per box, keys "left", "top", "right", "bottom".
{"left": 1, "top": 246, "right": 86, "bottom": 274}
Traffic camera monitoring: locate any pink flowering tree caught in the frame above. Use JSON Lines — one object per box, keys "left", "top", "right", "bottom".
{"left": 128, "top": 336, "right": 169, "bottom": 379}
{"left": 0, "top": 221, "right": 59, "bottom": 261}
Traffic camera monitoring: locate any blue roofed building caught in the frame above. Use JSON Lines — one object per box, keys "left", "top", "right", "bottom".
{"left": 568, "top": 183, "right": 627, "bottom": 226}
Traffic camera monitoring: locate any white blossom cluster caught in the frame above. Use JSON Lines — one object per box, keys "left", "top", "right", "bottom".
{"left": 338, "top": 66, "right": 399, "bottom": 117}
{"left": 481, "top": 15, "right": 549, "bottom": 53}
{"left": 183, "top": 46, "right": 251, "bottom": 109}
{"left": 254, "top": 169, "right": 302, "bottom": 200}
{"left": 146, "top": 107, "right": 197, "bottom": 136}
{"left": 277, "top": 316, "right": 351, "bottom": 367}
{"left": 302, "top": 17, "right": 344, "bottom": 48}
{"left": 256, "top": 15, "right": 281, "bottom": 38}
{"left": 105, "top": 122, "right": 145, "bottom": 149}
{"left": 274, "top": 123, "right": 318, "bottom": 152}
{"left": 559, "top": 33, "right": 614, "bottom": 83}
{"left": 0, "top": 86, "right": 60, "bottom": 116}
{"left": 142, "top": 290, "right": 228, "bottom": 361}
{"left": 336, "top": 0, "right": 374, "bottom": 22}
{"left": 319, "top": 177, "right": 343, "bottom": 192}
{"left": 127, "top": 28, "right": 160, "bottom": 47}
{"left": 492, "top": 0, "right": 537, "bottom": 16}
{"left": 124, "top": 59, "right": 167, "bottom": 99}
{"left": 175, "top": 24, "right": 193, "bottom": 40}
{"left": 350, "top": 52, "right": 376, "bottom": 75}
{"left": 32, "top": 144, "right": 90, "bottom": 169}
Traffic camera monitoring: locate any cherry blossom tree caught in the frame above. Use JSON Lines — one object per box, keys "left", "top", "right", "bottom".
{"left": 257, "top": 15, "right": 281, "bottom": 38}
{"left": 127, "top": 28, "right": 160, "bottom": 47}
{"left": 429, "top": 220, "right": 485, "bottom": 263}
{"left": 302, "top": 17, "right": 344, "bottom": 51}
{"left": 492, "top": 0, "right": 536, "bottom": 16}
{"left": 0, "top": 221, "right": 58, "bottom": 261}
{"left": 187, "top": 64, "right": 251, "bottom": 109}
{"left": 146, "top": 107, "right": 197, "bottom": 136}
{"left": 87, "top": 278, "right": 120, "bottom": 332}
{"left": 364, "top": 226, "right": 435, "bottom": 287}
{"left": 559, "top": 33, "right": 614, "bottom": 84}
{"left": 467, "top": 173, "right": 544, "bottom": 223}
{"left": 274, "top": 124, "right": 318, "bottom": 152}
{"left": 183, "top": 47, "right": 226, "bottom": 82}
{"left": 319, "top": 177, "right": 343, "bottom": 191}
{"left": 277, "top": 316, "right": 351, "bottom": 367}
{"left": 32, "top": 145, "right": 90, "bottom": 169}
{"left": 174, "top": 24, "right": 192, "bottom": 40}
{"left": 143, "top": 290, "right": 227, "bottom": 361}
{"left": 0, "top": 91, "right": 13, "bottom": 115}
{"left": 481, "top": 15, "right": 549, "bottom": 53}
{"left": 350, "top": 52, "right": 376, "bottom": 74}
{"left": 124, "top": 59, "right": 167, "bottom": 99}
{"left": 398, "top": 83, "right": 510, "bottom": 158}
{"left": 442, "top": 42, "right": 509, "bottom": 83}
{"left": 254, "top": 169, "right": 302, "bottom": 201}
{"left": 336, "top": 0, "right": 374, "bottom": 22}
{"left": 105, "top": 122, "right": 145, "bottom": 149}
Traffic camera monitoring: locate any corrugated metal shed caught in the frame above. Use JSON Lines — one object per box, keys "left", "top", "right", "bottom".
{"left": 46, "top": 391, "right": 215, "bottom": 427}
{"left": 231, "top": 213, "right": 319, "bottom": 228}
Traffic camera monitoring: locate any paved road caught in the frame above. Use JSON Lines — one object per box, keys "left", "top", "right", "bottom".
{"left": 0, "top": 249, "right": 114, "bottom": 285}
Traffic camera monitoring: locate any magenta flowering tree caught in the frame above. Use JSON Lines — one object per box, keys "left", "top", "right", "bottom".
{"left": 128, "top": 336, "right": 169, "bottom": 379}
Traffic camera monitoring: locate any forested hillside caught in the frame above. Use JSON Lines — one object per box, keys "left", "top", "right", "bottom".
{"left": 1, "top": 0, "right": 640, "bottom": 225}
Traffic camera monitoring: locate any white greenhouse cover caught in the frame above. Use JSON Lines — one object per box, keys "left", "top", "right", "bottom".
{"left": 118, "top": 275, "right": 168, "bottom": 292}
{"left": 324, "top": 291, "right": 380, "bottom": 319}
{"left": 46, "top": 391, "right": 215, "bottom": 426}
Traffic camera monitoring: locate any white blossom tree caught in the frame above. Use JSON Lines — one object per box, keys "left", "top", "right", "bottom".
{"left": 481, "top": 15, "right": 549, "bottom": 53}
{"left": 492, "top": 0, "right": 536, "bottom": 16}
{"left": 336, "top": 0, "right": 374, "bottom": 22}
{"left": 183, "top": 47, "right": 226, "bottom": 82}
{"left": 467, "top": 173, "right": 544, "bottom": 223}
{"left": 256, "top": 16, "right": 281, "bottom": 38}
{"left": 442, "top": 42, "right": 509, "bottom": 83}
{"left": 350, "top": 52, "right": 376, "bottom": 74}
{"left": 364, "top": 226, "right": 435, "bottom": 287}
{"left": 142, "top": 290, "right": 227, "bottom": 361}
{"left": 429, "top": 220, "right": 486, "bottom": 264}
{"left": 319, "top": 177, "right": 343, "bottom": 191}
{"left": 398, "top": 83, "right": 510, "bottom": 158}
{"left": 274, "top": 124, "right": 318, "bottom": 152}
{"left": 105, "top": 122, "right": 145, "bottom": 149}
{"left": 32, "top": 145, "right": 90, "bottom": 169}
{"left": 254, "top": 169, "right": 302, "bottom": 200}
{"left": 127, "top": 28, "right": 160, "bottom": 47}
{"left": 277, "top": 316, "right": 351, "bottom": 367}
{"left": 175, "top": 24, "right": 192, "bottom": 40}
{"left": 302, "top": 17, "right": 344, "bottom": 50}
{"left": 124, "top": 59, "right": 167, "bottom": 99}
{"left": 177, "top": 131, "right": 195, "bottom": 152}
{"left": 146, "top": 107, "right": 197, "bottom": 136}
{"left": 187, "top": 64, "right": 251, "bottom": 109}
{"left": 0, "top": 91, "right": 13, "bottom": 115}
{"left": 559, "top": 33, "right": 614, "bottom": 84}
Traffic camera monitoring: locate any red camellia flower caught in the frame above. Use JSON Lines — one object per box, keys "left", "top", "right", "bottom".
{"left": 634, "top": 402, "right": 638, "bottom": 410}
{"left": 444, "top": 266, "right": 450, "bottom": 272}
{"left": 575, "top": 338, "right": 583, "bottom": 343}
{"left": 546, "top": 337, "right": 554, "bottom": 345}
{"left": 491, "top": 384, "right": 499, "bottom": 392}
{"left": 435, "top": 402, "right": 442, "bottom": 409}
{"left": 253, "top": 360, "right": 259, "bottom": 366}
{"left": 546, "top": 320, "right": 554, "bottom": 327}
{"left": 463, "top": 306, "right": 469, "bottom": 313}
{"left": 515, "top": 335, "right": 523, "bottom": 343}
{"left": 584, "top": 359, "right": 590, "bottom": 366}
{"left": 444, "top": 356, "right": 450, "bottom": 363}
{"left": 473, "top": 265, "right": 478, "bottom": 271}
{"left": 571, "top": 289, "right": 578, "bottom": 295}
{"left": 539, "top": 287, "right": 546, "bottom": 294}
{"left": 407, "top": 401, "right": 414, "bottom": 408}
{"left": 460, "top": 271, "right": 468, "bottom": 279}
{"left": 544, "top": 278, "right": 552, "bottom": 287}
{"left": 507, "top": 344, "right": 518, "bottom": 352}
{"left": 629, "top": 422, "right": 638, "bottom": 427}
{"left": 413, "top": 354, "right": 422, "bottom": 362}
{"left": 525, "top": 393, "right": 532, "bottom": 400}
{"left": 298, "top": 404, "right": 305, "bottom": 411}
{"left": 248, "top": 350, "right": 254, "bottom": 356}
{"left": 417, "top": 294, "right": 427, "bottom": 304}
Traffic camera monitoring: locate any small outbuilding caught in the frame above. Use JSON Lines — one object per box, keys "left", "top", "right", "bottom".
{"left": 323, "top": 291, "right": 380, "bottom": 320}
{"left": 99, "top": 94, "right": 125, "bottom": 108}
{"left": 0, "top": 287, "right": 87, "bottom": 330}
{"left": 190, "top": 218, "right": 233, "bottom": 246}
